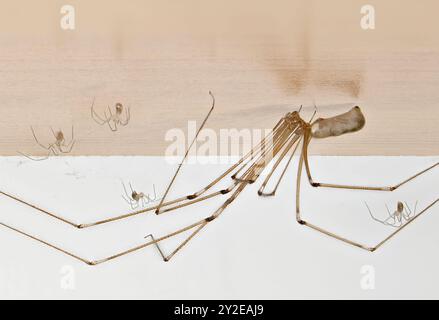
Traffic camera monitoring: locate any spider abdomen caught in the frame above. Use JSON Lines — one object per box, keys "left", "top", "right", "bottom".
{"left": 311, "top": 106, "right": 365, "bottom": 139}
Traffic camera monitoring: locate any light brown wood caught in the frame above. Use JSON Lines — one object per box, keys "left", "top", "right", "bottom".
{"left": 0, "top": 0, "right": 438, "bottom": 155}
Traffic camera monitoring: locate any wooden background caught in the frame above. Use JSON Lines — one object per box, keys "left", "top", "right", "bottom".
{"left": 0, "top": 0, "right": 438, "bottom": 155}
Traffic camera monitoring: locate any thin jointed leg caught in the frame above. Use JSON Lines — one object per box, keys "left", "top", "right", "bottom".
{"left": 0, "top": 181, "right": 249, "bottom": 265}
{"left": 156, "top": 91, "right": 216, "bottom": 214}
{"left": 258, "top": 136, "right": 302, "bottom": 196}
{"left": 297, "top": 198, "right": 438, "bottom": 252}
{"left": 303, "top": 134, "right": 438, "bottom": 191}
{"left": 0, "top": 115, "right": 282, "bottom": 229}
{"left": 296, "top": 141, "right": 439, "bottom": 251}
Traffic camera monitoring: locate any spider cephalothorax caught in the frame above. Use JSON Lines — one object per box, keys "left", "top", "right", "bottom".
{"left": 284, "top": 111, "right": 308, "bottom": 131}
{"left": 115, "top": 103, "right": 124, "bottom": 115}
{"left": 54, "top": 131, "right": 65, "bottom": 145}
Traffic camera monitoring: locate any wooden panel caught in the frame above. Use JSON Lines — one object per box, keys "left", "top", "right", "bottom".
{"left": 0, "top": 0, "right": 438, "bottom": 155}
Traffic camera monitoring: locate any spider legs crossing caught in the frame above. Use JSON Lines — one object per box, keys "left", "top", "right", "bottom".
{"left": 0, "top": 181, "right": 248, "bottom": 265}
{"left": 3, "top": 101, "right": 438, "bottom": 264}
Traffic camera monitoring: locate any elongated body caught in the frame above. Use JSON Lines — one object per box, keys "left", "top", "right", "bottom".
{"left": 1, "top": 98, "right": 437, "bottom": 265}
{"left": 311, "top": 106, "right": 365, "bottom": 138}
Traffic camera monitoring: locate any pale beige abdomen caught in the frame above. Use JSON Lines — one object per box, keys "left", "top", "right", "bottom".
{"left": 311, "top": 106, "right": 366, "bottom": 139}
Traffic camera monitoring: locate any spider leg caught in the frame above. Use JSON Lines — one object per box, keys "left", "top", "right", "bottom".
{"left": 0, "top": 214, "right": 213, "bottom": 265}
{"left": 30, "top": 127, "right": 50, "bottom": 150}
{"left": 32, "top": 145, "right": 58, "bottom": 160}
{"left": 104, "top": 106, "right": 115, "bottom": 131}
{"left": 303, "top": 133, "right": 438, "bottom": 192}
{"left": 365, "top": 202, "right": 398, "bottom": 227}
{"left": 107, "top": 119, "right": 117, "bottom": 132}
{"left": 1, "top": 101, "right": 282, "bottom": 230}
{"left": 151, "top": 184, "right": 158, "bottom": 201}
{"left": 62, "top": 139, "right": 75, "bottom": 153}
{"left": 67, "top": 140, "right": 75, "bottom": 153}
{"left": 49, "top": 127, "right": 58, "bottom": 140}
{"left": 103, "top": 108, "right": 109, "bottom": 121}
{"left": 107, "top": 105, "right": 113, "bottom": 118}
{"left": 384, "top": 204, "right": 398, "bottom": 226}
{"left": 145, "top": 189, "right": 160, "bottom": 205}
{"left": 131, "top": 201, "right": 139, "bottom": 210}
{"left": 144, "top": 234, "right": 167, "bottom": 261}
{"left": 17, "top": 149, "right": 52, "bottom": 161}
{"left": 91, "top": 98, "right": 107, "bottom": 125}
{"left": 258, "top": 134, "right": 302, "bottom": 196}
{"left": 121, "top": 195, "right": 133, "bottom": 206}
{"left": 121, "top": 189, "right": 138, "bottom": 209}
{"left": 121, "top": 182, "right": 133, "bottom": 201}
{"left": 296, "top": 138, "right": 439, "bottom": 251}
{"left": 50, "top": 145, "right": 60, "bottom": 156}
{"left": 404, "top": 202, "right": 412, "bottom": 215}
{"left": 59, "top": 138, "right": 75, "bottom": 153}
{"left": 102, "top": 109, "right": 117, "bottom": 131}
{"left": 155, "top": 91, "right": 215, "bottom": 214}
{"left": 120, "top": 106, "right": 130, "bottom": 126}
{"left": 403, "top": 201, "right": 417, "bottom": 221}
{"left": 143, "top": 184, "right": 158, "bottom": 204}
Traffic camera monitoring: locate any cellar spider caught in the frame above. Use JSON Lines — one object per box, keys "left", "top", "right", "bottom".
{"left": 121, "top": 182, "right": 159, "bottom": 209}
{"left": 365, "top": 201, "right": 418, "bottom": 228}
{"left": 91, "top": 98, "right": 130, "bottom": 131}
{"left": 0, "top": 92, "right": 437, "bottom": 265}
{"left": 18, "top": 126, "right": 75, "bottom": 161}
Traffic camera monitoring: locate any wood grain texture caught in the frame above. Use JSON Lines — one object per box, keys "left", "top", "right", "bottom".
{"left": 0, "top": 0, "right": 438, "bottom": 156}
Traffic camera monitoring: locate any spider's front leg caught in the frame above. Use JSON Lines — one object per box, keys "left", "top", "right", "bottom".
{"left": 91, "top": 98, "right": 108, "bottom": 125}
{"left": 30, "top": 127, "right": 51, "bottom": 151}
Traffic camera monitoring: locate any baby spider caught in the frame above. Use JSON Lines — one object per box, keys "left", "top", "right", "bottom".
{"left": 365, "top": 201, "right": 418, "bottom": 228}
{"left": 19, "top": 126, "right": 75, "bottom": 161}
{"left": 91, "top": 98, "right": 130, "bottom": 132}
{"left": 121, "top": 182, "right": 159, "bottom": 209}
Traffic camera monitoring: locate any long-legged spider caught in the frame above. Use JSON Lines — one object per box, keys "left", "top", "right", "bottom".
{"left": 365, "top": 201, "right": 418, "bottom": 228}
{"left": 91, "top": 98, "right": 130, "bottom": 131}
{"left": 18, "top": 126, "right": 75, "bottom": 161}
{"left": 121, "top": 182, "right": 159, "bottom": 210}
{"left": 1, "top": 93, "right": 438, "bottom": 265}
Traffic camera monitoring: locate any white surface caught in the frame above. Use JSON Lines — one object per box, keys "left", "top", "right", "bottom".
{"left": 0, "top": 156, "right": 437, "bottom": 299}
